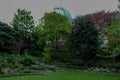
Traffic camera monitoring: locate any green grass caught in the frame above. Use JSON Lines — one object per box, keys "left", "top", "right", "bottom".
{"left": 0, "top": 70, "right": 120, "bottom": 80}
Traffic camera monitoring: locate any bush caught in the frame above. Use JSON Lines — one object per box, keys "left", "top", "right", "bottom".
{"left": 42, "top": 47, "right": 51, "bottom": 63}
{"left": 50, "top": 51, "right": 70, "bottom": 62}
{"left": 23, "top": 68, "right": 32, "bottom": 73}
{"left": 20, "top": 54, "right": 35, "bottom": 66}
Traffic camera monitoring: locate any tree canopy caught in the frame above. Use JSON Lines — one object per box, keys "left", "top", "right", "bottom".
{"left": 35, "top": 12, "right": 70, "bottom": 51}
{"left": 11, "top": 9, "right": 35, "bottom": 54}
{"left": 0, "top": 21, "right": 16, "bottom": 52}
{"left": 106, "top": 19, "right": 120, "bottom": 58}
{"left": 69, "top": 16, "right": 98, "bottom": 62}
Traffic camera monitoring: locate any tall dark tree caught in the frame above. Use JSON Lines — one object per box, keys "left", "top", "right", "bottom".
{"left": 11, "top": 9, "right": 35, "bottom": 54}
{"left": 0, "top": 21, "right": 16, "bottom": 52}
{"left": 69, "top": 16, "right": 98, "bottom": 66}
{"left": 118, "top": 0, "right": 120, "bottom": 13}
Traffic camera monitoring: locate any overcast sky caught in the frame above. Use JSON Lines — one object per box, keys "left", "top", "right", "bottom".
{"left": 0, "top": 0, "right": 119, "bottom": 24}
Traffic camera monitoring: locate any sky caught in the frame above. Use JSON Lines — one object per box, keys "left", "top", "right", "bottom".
{"left": 0, "top": 0, "right": 119, "bottom": 24}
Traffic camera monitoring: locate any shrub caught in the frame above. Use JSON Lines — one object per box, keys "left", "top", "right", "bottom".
{"left": 50, "top": 51, "right": 70, "bottom": 62}
{"left": 42, "top": 47, "right": 51, "bottom": 63}
{"left": 23, "top": 68, "right": 32, "bottom": 73}
{"left": 20, "top": 54, "right": 35, "bottom": 66}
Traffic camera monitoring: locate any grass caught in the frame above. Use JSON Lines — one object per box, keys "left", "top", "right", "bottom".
{"left": 0, "top": 70, "right": 120, "bottom": 80}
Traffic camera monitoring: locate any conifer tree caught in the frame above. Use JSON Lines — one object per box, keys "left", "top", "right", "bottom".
{"left": 69, "top": 16, "right": 98, "bottom": 65}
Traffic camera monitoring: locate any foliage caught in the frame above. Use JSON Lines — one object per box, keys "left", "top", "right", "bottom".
{"left": 33, "top": 26, "right": 45, "bottom": 56}
{"left": 0, "top": 21, "right": 16, "bottom": 52}
{"left": 23, "top": 68, "right": 32, "bottom": 73}
{"left": 111, "top": 46, "right": 120, "bottom": 57}
{"left": 20, "top": 54, "right": 35, "bottom": 66}
{"left": 11, "top": 9, "right": 35, "bottom": 34}
{"left": 83, "top": 11, "right": 118, "bottom": 59}
{"left": 84, "top": 11, "right": 118, "bottom": 34}
{"left": 36, "top": 12, "right": 70, "bottom": 51}
{"left": 69, "top": 16, "right": 98, "bottom": 63}
{"left": 106, "top": 19, "right": 120, "bottom": 58}
{"left": 11, "top": 9, "right": 35, "bottom": 54}
{"left": 118, "top": 0, "right": 120, "bottom": 13}
{"left": 42, "top": 47, "right": 51, "bottom": 63}
{"left": 50, "top": 51, "right": 70, "bottom": 62}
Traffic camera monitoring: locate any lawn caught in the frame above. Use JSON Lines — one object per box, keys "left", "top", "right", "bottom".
{"left": 0, "top": 70, "right": 120, "bottom": 80}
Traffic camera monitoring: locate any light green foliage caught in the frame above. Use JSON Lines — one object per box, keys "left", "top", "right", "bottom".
{"left": 11, "top": 9, "right": 35, "bottom": 33}
{"left": 42, "top": 47, "right": 51, "bottom": 63}
{"left": 11, "top": 9, "right": 35, "bottom": 53}
{"left": 107, "top": 19, "right": 120, "bottom": 47}
{"left": 36, "top": 12, "right": 70, "bottom": 51}
{"left": 11, "top": 8, "right": 35, "bottom": 41}
{"left": 106, "top": 19, "right": 120, "bottom": 58}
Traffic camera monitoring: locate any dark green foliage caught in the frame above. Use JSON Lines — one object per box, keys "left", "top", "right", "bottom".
{"left": 0, "top": 21, "right": 16, "bottom": 52}
{"left": 69, "top": 16, "right": 98, "bottom": 62}
{"left": 33, "top": 27, "right": 46, "bottom": 56}
{"left": 50, "top": 51, "right": 70, "bottom": 62}
{"left": 20, "top": 54, "right": 35, "bottom": 66}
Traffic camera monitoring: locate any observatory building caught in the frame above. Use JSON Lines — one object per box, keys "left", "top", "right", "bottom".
{"left": 54, "top": 7, "right": 72, "bottom": 25}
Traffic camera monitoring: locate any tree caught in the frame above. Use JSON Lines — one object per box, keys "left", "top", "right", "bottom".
{"left": 83, "top": 11, "right": 118, "bottom": 59}
{"left": 118, "top": 0, "right": 120, "bottom": 13}
{"left": 84, "top": 11, "right": 118, "bottom": 34}
{"left": 11, "top": 9, "right": 35, "bottom": 54}
{"left": 36, "top": 12, "right": 70, "bottom": 51}
{"left": 69, "top": 16, "right": 98, "bottom": 66}
{"left": 0, "top": 21, "right": 16, "bottom": 52}
{"left": 106, "top": 19, "right": 120, "bottom": 59}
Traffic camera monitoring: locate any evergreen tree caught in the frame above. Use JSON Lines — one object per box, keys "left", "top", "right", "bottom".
{"left": 118, "top": 0, "right": 120, "bottom": 13}
{"left": 69, "top": 16, "right": 98, "bottom": 65}
{"left": 0, "top": 21, "right": 16, "bottom": 52}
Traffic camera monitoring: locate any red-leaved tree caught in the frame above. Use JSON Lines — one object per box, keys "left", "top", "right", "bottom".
{"left": 84, "top": 11, "right": 118, "bottom": 34}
